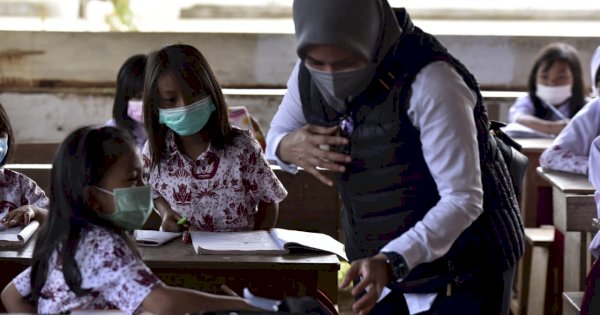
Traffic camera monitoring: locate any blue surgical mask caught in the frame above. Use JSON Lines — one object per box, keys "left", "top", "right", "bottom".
{"left": 158, "top": 96, "right": 216, "bottom": 136}
{"left": 96, "top": 186, "right": 153, "bottom": 230}
{"left": 0, "top": 135, "right": 8, "bottom": 164}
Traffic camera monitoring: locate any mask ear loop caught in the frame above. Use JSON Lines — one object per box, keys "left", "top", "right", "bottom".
{"left": 94, "top": 186, "right": 114, "bottom": 196}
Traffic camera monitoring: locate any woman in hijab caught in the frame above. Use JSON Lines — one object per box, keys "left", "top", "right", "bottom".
{"left": 266, "top": 1, "right": 523, "bottom": 314}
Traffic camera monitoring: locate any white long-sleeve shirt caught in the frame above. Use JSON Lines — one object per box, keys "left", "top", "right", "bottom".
{"left": 540, "top": 98, "right": 600, "bottom": 175}
{"left": 266, "top": 60, "right": 483, "bottom": 314}
{"left": 587, "top": 136, "right": 600, "bottom": 258}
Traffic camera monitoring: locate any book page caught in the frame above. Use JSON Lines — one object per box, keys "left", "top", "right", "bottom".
{"left": 190, "top": 231, "right": 285, "bottom": 254}
{"left": 18, "top": 221, "right": 40, "bottom": 242}
{"left": 243, "top": 288, "right": 281, "bottom": 311}
{"left": 133, "top": 230, "right": 181, "bottom": 247}
{"left": 0, "top": 220, "right": 39, "bottom": 243}
{"left": 0, "top": 226, "right": 21, "bottom": 242}
{"left": 501, "top": 122, "right": 555, "bottom": 139}
{"left": 270, "top": 228, "right": 348, "bottom": 261}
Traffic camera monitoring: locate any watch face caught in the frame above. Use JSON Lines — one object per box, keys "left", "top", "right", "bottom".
{"left": 383, "top": 252, "right": 408, "bottom": 280}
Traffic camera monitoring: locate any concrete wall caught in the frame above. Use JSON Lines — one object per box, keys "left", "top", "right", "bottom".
{"left": 2, "top": 31, "right": 599, "bottom": 89}
{"left": 1, "top": 31, "right": 599, "bottom": 142}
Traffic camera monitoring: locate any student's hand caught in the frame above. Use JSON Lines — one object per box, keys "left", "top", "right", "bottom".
{"left": 550, "top": 119, "right": 570, "bottom": 135}
{"left": 277, "top": 124, "right": 351, "bottom": 186}
{"left": 340, "top": 253, "right": 390, "bottom": 315}
{"left": 161, "top": 209, "right": 188, "bottom": 232}
{"left": 0, "top": 205, "right": 39, "bottom": 227}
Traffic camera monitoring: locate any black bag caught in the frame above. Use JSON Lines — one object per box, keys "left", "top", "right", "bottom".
{"left": 489, "top": 120, "right": 529, "bottom": 196}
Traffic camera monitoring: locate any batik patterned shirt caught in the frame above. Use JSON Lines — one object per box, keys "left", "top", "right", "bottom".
{"left": 13, "top": 225, "right": 161, "bottom": 315}
{"left": 0, "top": 169, "right": 48, "bottom": 220}
{"left": 143, "top": 128, "right": 287, "bottom": 231}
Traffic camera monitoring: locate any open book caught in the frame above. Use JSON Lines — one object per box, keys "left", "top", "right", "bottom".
{"left": 190, "top": 228, "right": 348, "bottom": 261}
{"left": 500, "top": 122, "right": 555, "bottom": 139}
{"left": 0, "top": 220, "right": 40, "bottom": 248}
{"left": 133, "top": 230, "right": 182, "bottom": 247}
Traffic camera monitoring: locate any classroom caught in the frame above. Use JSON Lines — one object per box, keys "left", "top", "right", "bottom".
{"left": 1, "top": 0, "right": 600, "bottom": 314}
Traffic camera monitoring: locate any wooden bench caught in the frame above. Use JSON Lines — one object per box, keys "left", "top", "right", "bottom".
{"left": 512, "top": 226, "right": 555, "bottom": 315}
{"left": 12, "top": 142, "right": 59, "bottom": 164}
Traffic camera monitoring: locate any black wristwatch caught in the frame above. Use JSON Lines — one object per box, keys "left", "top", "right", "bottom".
{"left": 381, "top": 251, "right": 409, "bottom": 281}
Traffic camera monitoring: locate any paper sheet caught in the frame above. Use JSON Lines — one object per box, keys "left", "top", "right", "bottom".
{"left": 243, "top": 288, "right": 281, "bottom": 311}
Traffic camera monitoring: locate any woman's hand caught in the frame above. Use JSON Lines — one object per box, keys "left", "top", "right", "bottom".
{"left": 278, "top": 124, "right": 351, "bottom": 186}
{"left": 0, "top": 205, "right": 43, "bottom": 227}
{"left": 340, "top": 253, "right": 390, "bottom": 315}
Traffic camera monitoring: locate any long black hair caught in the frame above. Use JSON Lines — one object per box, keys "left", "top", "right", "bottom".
{"left": 113, "top": 54, "right": 146, "bottom": 136}
{"left": 143, "top": 44, "right": 238, "bottom": 170}
{"left": 29, "top": 126, "right": 138, "bottom": 302}
{"left": 0, "top": 102, "right": 15, "bottom": 166}
{"left": 527, "top": 42, "right": 585, "bottom": 119}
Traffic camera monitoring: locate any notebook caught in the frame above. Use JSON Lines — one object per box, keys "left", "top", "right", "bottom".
{"left": 133, "top": 230, "right": 182, "bottom": 247}
{"left": 500, "top": 122, "right": 555, "bottom": 139}
{"left": 0, "top": 220, "right": 40, "bottom": 248}
{"left": 190, "top": 228, "right": 348, "bottom": 261}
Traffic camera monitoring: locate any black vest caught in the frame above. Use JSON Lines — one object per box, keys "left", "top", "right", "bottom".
{"left": 299, "top": 9, "right": 524, "bottom": 280}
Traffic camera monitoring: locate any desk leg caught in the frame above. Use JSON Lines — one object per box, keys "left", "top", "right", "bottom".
{"left": 521, "top": 158, "right": 539, "bottom": 227}
{"left": 317, "top": 270, "right": 338, "bottom": 304}
{"left": 563, "top": 232, "right": 587, "bottom": 291}
{"left": 521, "top": 152, "right": 547, "bottom": 227}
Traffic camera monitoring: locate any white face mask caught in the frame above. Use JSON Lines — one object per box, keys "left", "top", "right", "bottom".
{"left": 536, "top": 84, "right": 572, "bottom": 106}
{"left": 127, "top": 100, "right": 144, "bottom": 123}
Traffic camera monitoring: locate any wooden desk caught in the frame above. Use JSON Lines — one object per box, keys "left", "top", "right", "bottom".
{"left": 0, "top": 237, "right": 340, "bottom": 303}
{"left": 536, "top": 167, "right": 596, "bottom": 292}
{"left": 517, "top": 138, "right": 554, "bottom": 227}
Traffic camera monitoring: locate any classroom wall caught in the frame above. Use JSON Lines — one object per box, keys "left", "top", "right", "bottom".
{"left": 0, "top": 91, "right": 284, "bottom": 142}
{"left": 1, "top": 31, "right": 599, "bottom": 142}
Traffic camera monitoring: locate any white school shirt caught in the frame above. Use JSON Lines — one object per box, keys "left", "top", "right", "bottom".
{"left": 508, "top": 95, "right": 571, "bottom": 123}
{"left": 266, "top": 60, "right": 483, "bottom": 314}
{"left": 539, "top": 98, "right": 600, "bottom": 175}
{"left": 588, "top": 136, "right": 600, "bottom": 258}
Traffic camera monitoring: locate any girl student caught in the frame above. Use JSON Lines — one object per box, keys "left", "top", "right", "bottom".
{"left": 591, "top": 45, "right": 600, "bottom": 98}
{"left": 142, "top": 44, "right": 287, "bottom": 232}
{"left": 105, "top": 54, "right": 148, "bottom": 150}
{"left": 508, "top": 42, "right": 586, "bottom": 135}
{"left": 0, "top": 126, "right": 257, "bottom": 314}
{"left": 0, "top": 102, "right": 48, "bottom": 228}
{"left": 539, "top": 46, "right": 600, "bottom": 174}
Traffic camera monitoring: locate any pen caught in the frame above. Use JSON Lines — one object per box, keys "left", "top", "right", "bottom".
{"left": 543, "top": 102, "right": 568, "bottom": 121}
{"left": 220, "top": 284, "right": 240, "bottom": 297}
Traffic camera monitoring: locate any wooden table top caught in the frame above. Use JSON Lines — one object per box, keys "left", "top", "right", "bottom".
{"left": 139, "top": 239, "right": 340, "bottom": 271}
{"left": 516, "top": 138, "right": 554, "bottom": 153}
{"left": 536, "top": 167, "right": 595, "bottom": 194}
{"left": 0, "top": 236, "right": 340, "bottom": 272}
